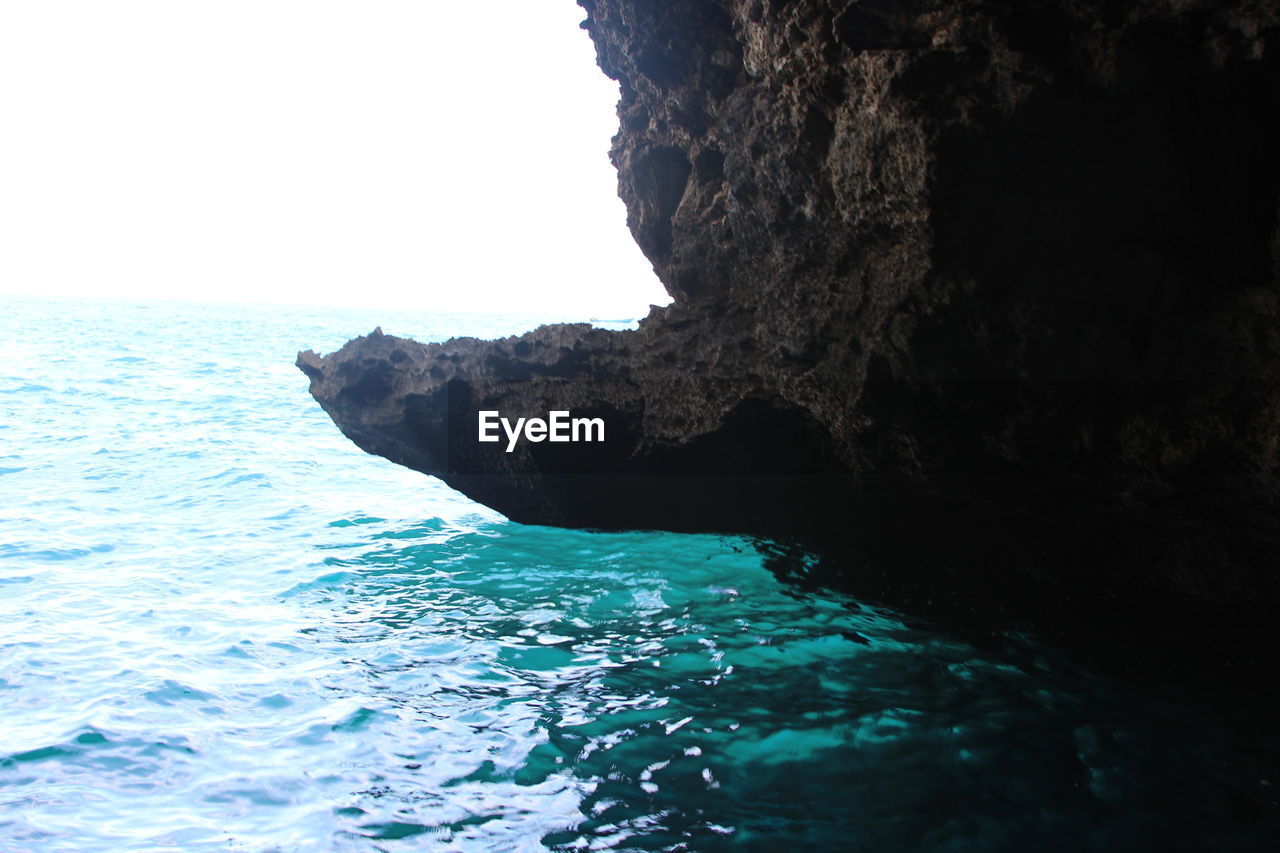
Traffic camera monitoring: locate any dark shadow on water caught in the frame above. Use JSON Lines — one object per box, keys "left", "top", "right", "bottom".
{"left": 294, "top": 519, "right": 1280, "bottom": 852}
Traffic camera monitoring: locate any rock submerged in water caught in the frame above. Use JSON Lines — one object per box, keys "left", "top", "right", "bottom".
{"left": 300, "top": 0, "right": 1280, "bottom": 648}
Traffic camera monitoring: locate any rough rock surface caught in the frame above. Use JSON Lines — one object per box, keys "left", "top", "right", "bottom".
{"left": 300, "top": 0, "right": 1280, "bottom": 649}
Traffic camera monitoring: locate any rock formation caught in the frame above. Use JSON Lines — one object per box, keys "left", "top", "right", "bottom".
{"left": 300, "top": 0, "right": 1280, "bottom": 654}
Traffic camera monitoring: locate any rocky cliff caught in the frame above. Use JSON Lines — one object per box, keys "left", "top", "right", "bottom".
{"left": 300, "top": 0, "right": 1280, "bottom": 653}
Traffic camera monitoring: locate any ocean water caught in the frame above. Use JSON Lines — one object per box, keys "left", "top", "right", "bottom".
{"left": 1, "top": 296, "right": 1276, "bottom": 852}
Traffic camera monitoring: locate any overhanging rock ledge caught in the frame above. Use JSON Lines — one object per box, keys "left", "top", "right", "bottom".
{"left": 300, "top": 0, "right": 1280, "bottom": 649}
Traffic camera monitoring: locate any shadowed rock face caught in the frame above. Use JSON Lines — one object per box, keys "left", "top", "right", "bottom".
{"left": 301, "top": 0, "right": 1280, "bottom": 643}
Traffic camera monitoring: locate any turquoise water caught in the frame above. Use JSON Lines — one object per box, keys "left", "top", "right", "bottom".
{"left": 1, "top": 296, "right": 1276, "bottom": 852}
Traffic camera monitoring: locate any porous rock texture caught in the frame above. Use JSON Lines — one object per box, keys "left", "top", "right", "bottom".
{"left": 300, "top": 0, "right": 1280, "bottom": 652}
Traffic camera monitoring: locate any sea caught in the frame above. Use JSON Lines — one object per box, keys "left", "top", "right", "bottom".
{"left": 1, "top": 295, "right": 1277, "bottom": 852}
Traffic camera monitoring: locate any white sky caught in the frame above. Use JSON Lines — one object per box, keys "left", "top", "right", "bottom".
{"left": 0, "top": 1, "right": 671, "bottom": 318}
